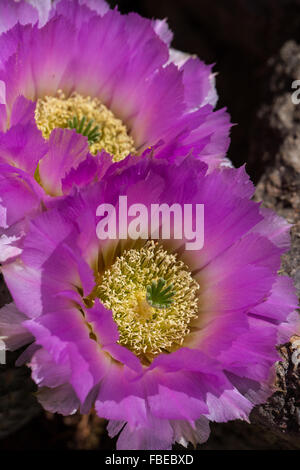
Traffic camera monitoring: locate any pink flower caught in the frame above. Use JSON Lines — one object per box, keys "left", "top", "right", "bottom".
{"left": 1, "top": 155, "right": 298, "bottom": 449}
{"left": 0, "top": 0, "right": 230, "bottom": 263}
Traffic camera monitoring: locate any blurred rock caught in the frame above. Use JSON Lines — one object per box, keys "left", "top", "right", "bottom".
{"left": 246, "top": 40, "right": 300, "bottom": 448}
{"left": 254, "top": 40, "right": 300, "bottom": 293}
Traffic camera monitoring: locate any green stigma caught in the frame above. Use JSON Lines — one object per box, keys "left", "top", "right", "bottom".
{"left": 66, "top": 116, "right": 101, "bottom": 145}
{"left": 146, "top": 278, "right": 174, "bottom": 309}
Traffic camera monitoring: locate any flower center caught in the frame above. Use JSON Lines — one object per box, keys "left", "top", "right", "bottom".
{"left": 34, "top": 90, "right": 136, "bottom": 161}
{"left": 94, "top": 241, "right": 200, "bottom": 364}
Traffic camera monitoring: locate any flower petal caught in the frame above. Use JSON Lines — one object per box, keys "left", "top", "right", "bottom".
{"left": 0, "top": 302, "right": 33, "bottom": 350}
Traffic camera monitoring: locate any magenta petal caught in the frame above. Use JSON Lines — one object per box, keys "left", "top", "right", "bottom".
{"left": 62, "top": 151, "right": 113, "bottom": 195}
{"left": 172, "top": 417, "right": 210, "bottom": 447}
{"left": 0, "top": 230, "right": 23, "bottom": 263}
{"left": 78, "top": 0, "right": 109, "bottom": 15}
{"left": 198, "top": 236, "right": 280, "bottom": 319}
{"left": 0, "top": 167, "right": 42, "bottom": 227}
{"left": 0, "top": 17, "right": 79, "bottom": 108}
{"left": 147, "top": 376, "right": 209, "bottom": 421}
{"left": 96, "top": 367, "right": 148, "bottom": 427}
{"left": 15, "top": 342, "right": 41, "bottom": 366}
{"left": 152, "top": 18, "right": 173, "bottom": 46}
{"left": 149, "top": 347, "right": 218, "bottom": 373}
{"left": 27, "top": 0, "right": 52, "bottom": 27}
{"left": 277, "top": 311, "right": 300, "bottom": 344}
{"left": 103, "top": 343, "right": 143, "bottom": 374}
{"left": 24, "top": 314, "right": 95, "bottom": 403}
{"left": 219, "top": 165, "right": 255, "bottom": 199}
{"left": 225, "top": 372, "right": 274, "bottom": 407}
{"left": 0, "top": 0, "right": 38, "bottom": 35}
{"left": 37, "top": 384, "right": 80, "bottom": 415}
{"left": 0, "top": 302, "right": 33, "bottom": 350}
{"left": 0, "top": 122, "right": 47, "bottom": 173}
{"left": 0, "top": 168, "right": 42, "bottom": 263}
{"left": 250, "top": 276, "right": 298, "bottom": 324}
{"left": 39, "top": 129, "right": 89, "bottom": 196}
{"left": 10, "top": 95, "right": 36, "bottom": 127}
{"left": 2, "top": 262, "right": 42, "bottom": 319}
{"left": 205, "top": 386, "right": 253, "bottom": 423}
{"left": 252, "top": 206, "right": 292, "bottom": 251}
{"left": 53, "top": 0, "right": 109, "bottom": 18}
{"left": 73, "top": 11, "right": 169, "bottom": 121}
{"left": 221, "top": 317, "right": 280, "bottom": 382}
{"left": 30, "top": 347, "right": 71, "bottom": 387}
{"left": 181, "top": 58, "right": 217, "bottom": 109}
{"left": 116, "top": 417, "right": 174, "bottom": 451}
{"left": 21, "top": 208, "right": 95, "bottom": 297}
{"left": 85, "top": 299, "right": 119, "bottom": 346}
{"left": 181, "top": 169, "right": 262, "bottom": 270}
{"left": 107, "top": 420, "right": 126, "bottom": 439}
{"left": 131, "top": 63, "right": 185, "bottom": 148}
{"left": 51, "top": 0, "right": 99, "bottom": 28}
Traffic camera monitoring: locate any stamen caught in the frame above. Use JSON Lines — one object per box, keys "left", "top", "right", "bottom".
{"left": 35, "top": 90, "right": 136, "bottom": 161}
{"left": 92, "top": 241, "right": 200, "bottom": 363}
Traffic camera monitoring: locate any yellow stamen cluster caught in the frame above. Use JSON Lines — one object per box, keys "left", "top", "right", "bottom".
{"left": 95, "top": 241, "right": 200, "bottom": 364}
{"left": 35, "top": 90, "right": 136, "bottom": 161}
